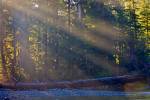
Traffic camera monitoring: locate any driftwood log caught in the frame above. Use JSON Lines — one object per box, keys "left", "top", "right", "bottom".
{"left": 0, "top": 74, "right": 147, "bottom": 90}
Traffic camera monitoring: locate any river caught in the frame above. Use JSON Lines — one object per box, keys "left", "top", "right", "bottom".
{"left": 1, "top": 89, "right": 150, "bottom": 100}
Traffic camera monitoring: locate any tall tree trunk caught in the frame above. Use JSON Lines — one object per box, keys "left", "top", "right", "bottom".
{"left": 68, "top": 0, "right": 71, "bottom": 32}
{"left": 11, "top": 21, "right": 17, "bottom": 82}
{"left": 77, "top": 3, "right": 82, "bottom": 21}
{"left": 0, "top": 0, "right": 8, "bottom": 82}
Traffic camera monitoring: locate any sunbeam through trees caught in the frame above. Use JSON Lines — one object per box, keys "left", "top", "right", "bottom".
{"left": 0, "top": 0, "right": 149, "bottom": 93}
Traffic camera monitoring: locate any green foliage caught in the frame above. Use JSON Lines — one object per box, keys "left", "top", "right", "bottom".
{"left": 0, "top": 0, "right": 149, "bottom": 81}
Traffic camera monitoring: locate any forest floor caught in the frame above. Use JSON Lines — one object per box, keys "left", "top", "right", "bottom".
{"left": 1, "top": 89, "right": 150, "bottom": 100}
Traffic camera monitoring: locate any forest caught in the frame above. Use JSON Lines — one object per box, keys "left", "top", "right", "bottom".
{"left": 0, "top": 0, "right": 149, "bottom": 84}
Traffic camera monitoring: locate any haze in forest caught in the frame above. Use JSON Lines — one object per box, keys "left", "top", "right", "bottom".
{"left": 0, "top": 0, "right": 149, "bottom": 83}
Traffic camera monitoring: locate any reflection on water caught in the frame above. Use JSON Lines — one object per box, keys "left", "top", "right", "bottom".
{"left": 1, "top": 89, "right": 150, "bottom": 100}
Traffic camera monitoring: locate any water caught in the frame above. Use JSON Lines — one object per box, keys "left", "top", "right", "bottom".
{"left": 1, "top": 89, "right": 150, "bottom": 100}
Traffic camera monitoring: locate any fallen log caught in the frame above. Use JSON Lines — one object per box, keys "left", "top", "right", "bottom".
{"left": 0, "top": 74, "right": 147, "bottom": 90}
